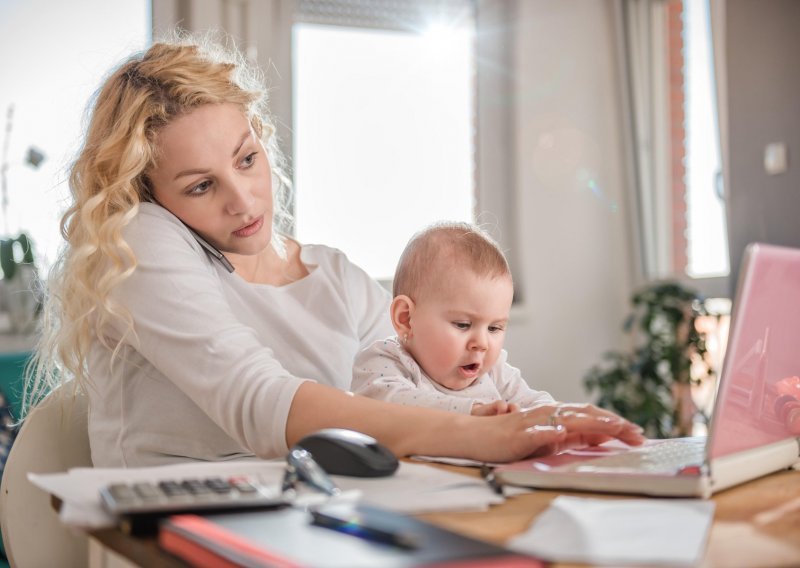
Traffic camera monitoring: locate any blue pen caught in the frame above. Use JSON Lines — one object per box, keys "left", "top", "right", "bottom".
{"left": 310, "top": 510, "right": 417, "bottom": 550}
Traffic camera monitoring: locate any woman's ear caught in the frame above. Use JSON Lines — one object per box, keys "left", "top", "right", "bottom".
{"left": 390, "top": 295, "right": 414, "bottom": 339}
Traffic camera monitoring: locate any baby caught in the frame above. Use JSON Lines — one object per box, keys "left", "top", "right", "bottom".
{"left": 352, "top": 222, "right": 554, "bottom": 415}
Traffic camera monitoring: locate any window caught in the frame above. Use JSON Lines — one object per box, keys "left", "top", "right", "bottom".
{"left": 292, "top": 1, "right": 476, "bottom": 281}
{"left": 0, "top": 0, "right": 150, "bottom": 269}
{"left": 622, "top": 0, "right": 730, "bottom": 296}
{"left": 681, "top": 0, "right": 729, "bottom": 278}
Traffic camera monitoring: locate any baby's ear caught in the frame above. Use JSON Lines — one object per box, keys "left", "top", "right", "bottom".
{"left": 390, "top": 295, "right": 414, "bottom": 337}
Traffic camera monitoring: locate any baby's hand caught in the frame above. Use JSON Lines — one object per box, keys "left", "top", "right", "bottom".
{"left": 471, "top": 401, "right": 520, "bottom": 416}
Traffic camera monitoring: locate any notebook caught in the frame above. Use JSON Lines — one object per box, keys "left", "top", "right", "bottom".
{"left": 158, "top": 503, "right": 545, "bottom": 567}
{"left": 496, "top": 242, "right": 800, "bottom": 497}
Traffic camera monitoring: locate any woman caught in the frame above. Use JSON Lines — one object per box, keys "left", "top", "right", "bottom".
{"left": 25, "top": 36, "right": 644, "bottom": 467}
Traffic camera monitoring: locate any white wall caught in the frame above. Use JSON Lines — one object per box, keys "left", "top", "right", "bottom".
{"left": 504, "top": 0, "right": 634, "bottom": 402}
{"left": 725, "top": 0, "right": 800, "bottom": 290}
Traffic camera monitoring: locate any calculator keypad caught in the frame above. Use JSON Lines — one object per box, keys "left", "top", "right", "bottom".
{"left": 100, "top": 475, "right": 287, "bottom": 516}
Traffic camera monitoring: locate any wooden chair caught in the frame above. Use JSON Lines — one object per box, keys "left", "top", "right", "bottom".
{"left": 0, "top": 385, "right": 91, "bottom": 567}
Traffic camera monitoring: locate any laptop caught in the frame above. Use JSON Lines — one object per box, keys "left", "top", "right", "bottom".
{"left": 495, "top": 243, "right": 800, "bottom": 497}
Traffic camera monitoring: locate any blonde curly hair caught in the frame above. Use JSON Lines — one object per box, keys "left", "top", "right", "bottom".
{"left": 23, "top": 34, "right": 292, "bottom": 415}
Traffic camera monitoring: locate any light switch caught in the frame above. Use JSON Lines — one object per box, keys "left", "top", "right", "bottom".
{"left": 764, "top": 142, "right": 788, "bottom": 175}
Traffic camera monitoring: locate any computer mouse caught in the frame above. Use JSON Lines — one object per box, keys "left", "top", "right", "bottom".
{"left": 294, "top": 428, "right": 399, "bottom": 478}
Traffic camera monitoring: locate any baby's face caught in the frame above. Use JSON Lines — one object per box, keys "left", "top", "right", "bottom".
{"left": 406, "top": 270, "right": 513, "bottom": 390}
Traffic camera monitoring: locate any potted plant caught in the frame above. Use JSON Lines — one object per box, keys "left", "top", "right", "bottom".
{"left": 0, "top": 232, "right": 41, "bottom": 334}
{"left": 583, "top": 282, "right": 715, "bottom": 438}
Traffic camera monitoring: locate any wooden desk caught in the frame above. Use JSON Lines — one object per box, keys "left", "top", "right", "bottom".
{"left": 419, "top": 466, "right": 800, "bottom": 568}
{"left": 89, "top": 467, "right": 800, "bottom": 568}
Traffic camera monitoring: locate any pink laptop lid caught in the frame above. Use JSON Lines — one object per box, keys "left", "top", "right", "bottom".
{"left": 709, "top": 243, "right": 800, "bottom": 460}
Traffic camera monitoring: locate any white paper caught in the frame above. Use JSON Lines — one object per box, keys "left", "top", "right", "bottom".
{"left": 29, "top": 459, "right": 503, "bottom": 529}
{"left": 509, "top": 495, "right": 715, "bottom": 566}
{"left": 332, "top": 464, "right": 504, "bottom": 513}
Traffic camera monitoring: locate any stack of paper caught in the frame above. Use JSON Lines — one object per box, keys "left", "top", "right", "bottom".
{"left": 29, "top": 460, "right": 504, "bottom": 529}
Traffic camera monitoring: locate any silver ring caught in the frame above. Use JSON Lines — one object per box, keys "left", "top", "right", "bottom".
{"left": 548, "top": 407, "right": 565, "bottom": 427}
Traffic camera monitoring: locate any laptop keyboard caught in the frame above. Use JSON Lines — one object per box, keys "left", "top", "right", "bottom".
{"left": 556, "top": 438, "right": 707, "bottom": 474}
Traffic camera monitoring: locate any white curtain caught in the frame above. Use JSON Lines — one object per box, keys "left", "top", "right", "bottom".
{"left": 615, "top": 0, "right": 672, "bottom": 282}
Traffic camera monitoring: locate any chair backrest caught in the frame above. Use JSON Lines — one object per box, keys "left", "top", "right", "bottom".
{"left": 0, "top": 384, "right": 92, "bottom": 567}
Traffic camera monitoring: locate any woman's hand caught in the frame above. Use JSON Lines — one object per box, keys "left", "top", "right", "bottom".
{"left": 540, "top": 402, "right": 646, "bottom": 446}
{"left": 465, "top": 402, "right": 646, "bottom": 463}
{"left": 527, "top": 402, "right": 645, "bottom": 456}
{"left": 287, "top": 383, "right": 644, "bottom": 464}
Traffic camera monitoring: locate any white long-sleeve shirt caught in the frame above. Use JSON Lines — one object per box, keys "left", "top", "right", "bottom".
{"left": 352, "top": 338, "right": 554, "bottom": 414}
{"left": 87, "top": 203, "right": 392, "bottom": 467}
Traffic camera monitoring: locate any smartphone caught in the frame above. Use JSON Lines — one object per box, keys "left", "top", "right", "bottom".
{"left": 187, "top": 227, "right": 235, "bottom": 273}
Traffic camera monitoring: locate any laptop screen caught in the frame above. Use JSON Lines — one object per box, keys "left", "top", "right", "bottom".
{"left": 709, "top": 243, "right": 800, "bottom": 459}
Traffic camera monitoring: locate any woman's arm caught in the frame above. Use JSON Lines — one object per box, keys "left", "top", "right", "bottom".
{"left": 287, "top": 381, "right": 645, "bottom": 463}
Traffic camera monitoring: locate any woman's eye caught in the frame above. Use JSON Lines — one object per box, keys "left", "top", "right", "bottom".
{"left": 453, "top": 322, "right": 471, "bottom": 330}
{"left": 240, "top": 151, "right": 258, "bottom": 168}
{"left": 187, "top": 180, "right": 212, "bottom": 195}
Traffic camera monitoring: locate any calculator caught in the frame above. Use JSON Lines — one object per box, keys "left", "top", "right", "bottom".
{"left": 99, "top": 475, "right": 289, "bottom": 517}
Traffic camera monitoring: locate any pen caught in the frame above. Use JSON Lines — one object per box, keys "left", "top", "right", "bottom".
{"left": 310, "top": 510, "right": 417, "bottom": 549}
{"left": 481, "top": 464, "right": 505, "bottom": 496}
{"left": 285, "top": 448, "right": 341, "bottom": 496}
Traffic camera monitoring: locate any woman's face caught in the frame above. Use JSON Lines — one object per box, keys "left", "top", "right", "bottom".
{"left": 147, "top": 103, "right": 273, "bottom": 256}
